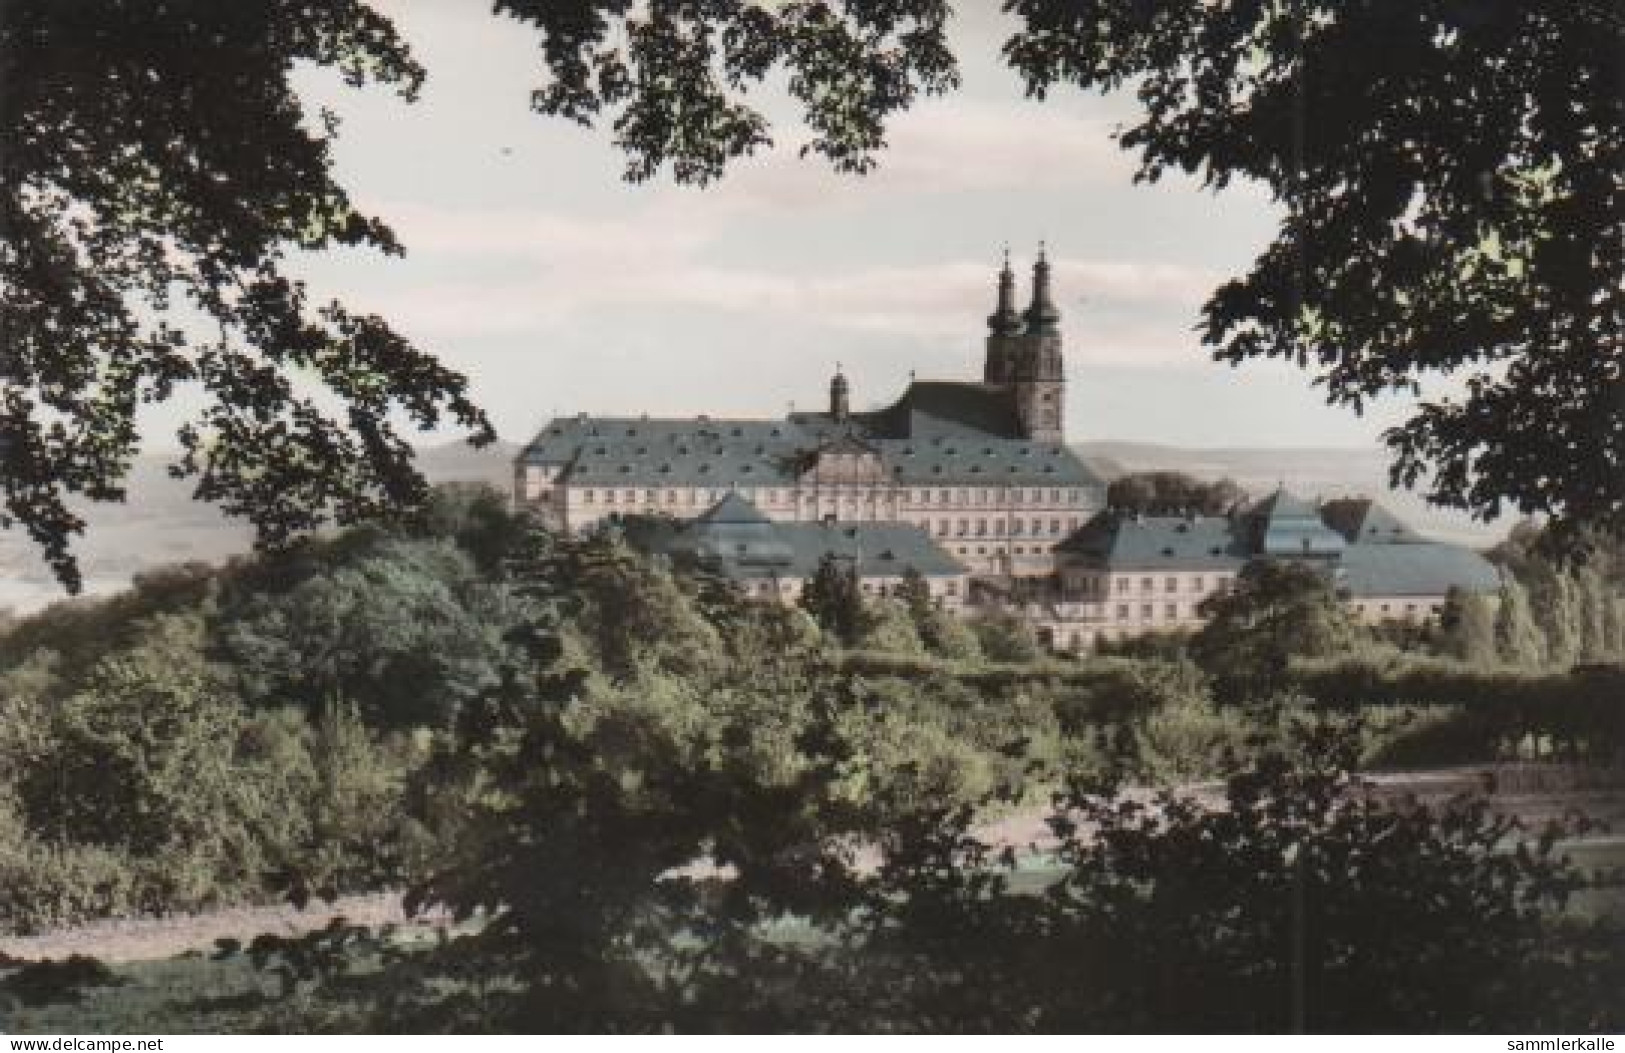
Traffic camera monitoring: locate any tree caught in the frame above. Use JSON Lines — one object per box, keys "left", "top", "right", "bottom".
{"left": 1003, "top": 3, "right": 1624, "bottom": 537}
{"left": 216, "top": 538, "right": 526, "bottom": 728}
{"left": 1190, "top": 560, "right": 1354, "bottom": 701}
{"left": 799, "top": 554, "right": 866, "bottom": 646}
{"left": 1494, "top": 578, "right": 1547, "bottom": 669}
{"left": 2, "top": 1, "right": 493, "bottom": 592}
{"left": 846, "top": 733, "right": 1616, "bottom": 1032}
{"left": 893, "top": 567, "right": 934, "bottom": 624}
{"left": 855, "top": 598, "right": 924, "bottom": 655}
{"left": 970, "top": 608, "right": 1042, "bottom": 663}
{"left": 1106, "top": 471, "right": 1246, "bottom": 516}
{"left": 1438, "top": 587, "right": 1498, "bottom": 664}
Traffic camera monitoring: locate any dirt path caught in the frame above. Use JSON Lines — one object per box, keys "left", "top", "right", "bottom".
{"left": 0, "top": 892, "right": 443, "bottom": 965}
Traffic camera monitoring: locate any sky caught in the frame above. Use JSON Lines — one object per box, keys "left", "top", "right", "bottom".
{"left": 283, "top": 0, "right": 1425, "bottom": 450}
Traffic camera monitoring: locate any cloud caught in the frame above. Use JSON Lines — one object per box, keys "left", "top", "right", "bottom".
{"left": 700, "top": 99, "right": 1139, "bottom": 212}
{"left": 320, "top": 221, "right": 1221, "bottom": 370}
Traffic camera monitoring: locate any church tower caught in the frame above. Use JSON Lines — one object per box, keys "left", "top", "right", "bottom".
{"left": 829, "top": 365, "right": 850, "bottom": 423}
{"left": 983, "top": 250, "right": 1022, "bottom": 385}
{"left": 1012, "top": 246, "right": 1065, "bottom": 443}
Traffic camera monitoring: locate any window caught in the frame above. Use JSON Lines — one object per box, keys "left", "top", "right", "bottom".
{"left": 1193, "top": 576, "right": 1205, "bottom": 592}
{"left": 1141, "top": 604, "right": 1154, "bottom": 620}
{"left": 1165, "top": 603, "right": 1178, "bottom": 619}
{"left": 1012, "top": 520, "right": 1024, "bottom": 536}
{"left": 975, "top": 519, "right": 987, "bottom": 536}
{"left": 1141, "top": 577, "right": 1154, "bottom": 592}
{"left": 958, "top": 518, "right": 969, "bottom": 536}
{"left": 1165, "top": 577, "right": 1178, "bottom": 593}
{"left": 994, "top": 520, "right": 1005, "bottom": 536}
{"left": 946, "top": 582, "right": 959, "bottom": 596}
{"left": 938, "top": 489, "right": 950, "bottom": 504}
{"left": 1014, "top": 489, "right": 1025, "bottom": 505}
{"left": 1050, "top": 518, "right": 1061, "bottom": 535}
{"left": 583, "top": 489, "right": 596, "bottom": 503}
{"left": 645, "top": 489, "right": 657, "bottom": 502}
{"left": 1116, "top": 577, "right": 1130, "bottom": 594}
{"left": 1116, "top": 604, "right": 1130, "bottom": 621}
{"left": 938, "top": 519, "right": 950, "bottom": 536}
{"left": 1051, "top": 488, "right": 1061, "bottom": 503}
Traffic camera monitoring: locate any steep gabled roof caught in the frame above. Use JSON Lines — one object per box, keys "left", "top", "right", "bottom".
{"left": 863, "top": 380, "right": 1022, "bottom": 439}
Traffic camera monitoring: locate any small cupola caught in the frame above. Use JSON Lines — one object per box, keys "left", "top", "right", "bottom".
{"left": 830, "top": 364, "right": 851, "bottom": 422}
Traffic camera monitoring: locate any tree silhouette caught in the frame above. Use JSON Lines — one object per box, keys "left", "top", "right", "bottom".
{"left": 1, "top": 1, "right": 493, "bottom": 591}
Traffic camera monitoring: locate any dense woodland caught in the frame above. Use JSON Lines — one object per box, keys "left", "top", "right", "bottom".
{"left": 0, "top": 484, "right": 1621, "bottom": 1030}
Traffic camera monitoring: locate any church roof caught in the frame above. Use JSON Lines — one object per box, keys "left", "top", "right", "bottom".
{"left": 860, "top": 380, "right": 1022, "bottom": 439}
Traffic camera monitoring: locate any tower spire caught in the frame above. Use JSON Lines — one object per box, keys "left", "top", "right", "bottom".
{"left": 987, "top": 246, "right": 1021, "bottom": 337}
{"left": 1026, "top": 241, "right": 1061, "bottom": 335}
{"left": 829, "top": 363, "right": 850, "bottom": 423}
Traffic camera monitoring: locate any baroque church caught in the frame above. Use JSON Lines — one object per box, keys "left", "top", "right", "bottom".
{"left": 515, "top": 249, "right": 1107, "bottom": 581}
{"left": 514, "top": 250, "right": 1499, "bottom": 650}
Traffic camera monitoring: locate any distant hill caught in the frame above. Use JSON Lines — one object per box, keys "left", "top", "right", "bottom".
{"left": 0, "top": 442, "right": 520, "bottom": 616}
{"left": 0, "top": 438, "right": 1507, "bottom": 615}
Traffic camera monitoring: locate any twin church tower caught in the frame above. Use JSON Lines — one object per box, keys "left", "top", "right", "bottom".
{"left": 827, "top": 247, "right": 1067, "bottom": 444}
{"left": 983, "top": 247, "right": 1066, "bottom": 443}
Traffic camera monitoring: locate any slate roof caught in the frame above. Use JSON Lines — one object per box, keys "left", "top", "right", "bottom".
{"left": 626, "top": 497, "right": 968, "bottom": 581}
{"left": 1061, "top": 494, "right": 1499, "bottom": 597}
{"left": 518, "top": 380, "right": 1105, "bottom": 490}
{"left": 1320, "top": 498, "right": 1425, "bottom": 545}
{"left": 1338, "top": 542, "right": 1501, "bottom": 597}
{"left": 1058, "top": 512, "right": 1248, "bottom": 570}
